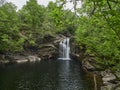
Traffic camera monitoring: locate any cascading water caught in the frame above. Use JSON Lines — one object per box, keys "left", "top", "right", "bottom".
{"left": 58, "top": 38, "right": 71, "bottom": 60}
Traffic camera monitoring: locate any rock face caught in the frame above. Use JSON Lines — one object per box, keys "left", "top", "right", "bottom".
{"left": 27, "top": 55, "right": 41, "bottom": 62}
{"left": 100, "top": 70, "right": 120, "bottom": 90}
{"left": 101, "top": 71, "right": 116, "bottom": 85}
{"left": 38, "top": 44, "right": 58, "bottom": 60}
{"left": 101, "top": 84, "right": 115, "bottom": 90}
{"left": 0, "top": 54, "right": 41, "bottom": 64}
{"left": 0, "top": 34, "right": 66, "bottom": 64}
{"left": 82, "top": 60, "right": 96, "bottom": 71}
{"left": 38, "top": 34, "right": 66, "bottom": 60}
{"left": 14, "top": 55, "right": 41, "bottom": 63}
{"left": 101, "top": 83, "right": 120, "bottom": 90}
{"left": 16, "top": 59, "right": 28, "bottom": 63}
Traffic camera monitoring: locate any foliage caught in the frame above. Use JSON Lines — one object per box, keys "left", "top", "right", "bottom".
{"left": 0, "top": 2, "right": 25, "bottom": 52}
{"left": 0, "top": 0, "right": 77, "bottom": 52}
{"left": 0, "top": 0, "right": 120, "bottom": 72}
{"left": 75, "top": 0, "right": 120, "bottom": 70}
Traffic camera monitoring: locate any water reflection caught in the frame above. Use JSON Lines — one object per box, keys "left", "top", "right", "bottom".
{"left": 0, "top": 60, "right": 96, "bottom": 90}
{"left": 57, "top": 60, "right": 84, "bottom": 90}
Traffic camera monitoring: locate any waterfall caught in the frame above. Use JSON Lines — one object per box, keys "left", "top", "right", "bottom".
{"left": 58, "top": 38, "right": 71, "bottom": 60}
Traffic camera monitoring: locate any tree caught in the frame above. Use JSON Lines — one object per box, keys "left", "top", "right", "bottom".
{"left": 75, "top": 0, "right": 120, "bottom": 70}
{"left": 0, "top": 2, "right": 25, "bottom": 52}
{"left": 18, "top": 0, "right": 46, "bottom": 47}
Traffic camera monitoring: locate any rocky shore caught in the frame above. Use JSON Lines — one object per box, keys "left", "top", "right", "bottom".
{"left": 0, "top": 34, "right": 65, "bottom": 65}
{"left": 0, "top": 35, "right": 120, "bottom": 90}
{"left": 74, "top": 53, "right": 120, "bottom": 90}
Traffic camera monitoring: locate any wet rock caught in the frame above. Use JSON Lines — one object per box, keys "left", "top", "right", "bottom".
{"left": 53, "top": 34, "right": 66, "bottom": 47}
{"left": 115, "top": 71, "right": 120, "bottom": 79}
{"left": 16, "top": 59, "right": 28, "bottom": 63}
{"left": 114, "top": 84, "right": 120, "bottom": 90}
{"left": 0, "top": 54, "right": 5, "bottom": 60}
{"left": 27, "top": 55, "right": 41, "bottom": 62}
{"left": 82, "top": 60, "right": 95, "bottom": 71}
{"left": 0, "top": 60, "right": 9, "bottom": 64}
{"left": 113, "top": 83, "right": 120, "bottom": 90}
{"left": 101, "top": 84, "right": 115, "bottom": 90}
{"left": 38, "top": 43, "right": 58, "bottom": 60}
{"left": 102, "top": 73, "right": 116, "bottom": 84}
{"left": 39, "top": 44, "right": 56, "bottom": 49}
{"left": 101, "top": 83, "right": 120, "bottom": 90}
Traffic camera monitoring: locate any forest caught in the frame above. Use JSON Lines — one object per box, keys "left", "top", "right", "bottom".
{"left": 0, "top": 0, "right": 120, "bottom": 89}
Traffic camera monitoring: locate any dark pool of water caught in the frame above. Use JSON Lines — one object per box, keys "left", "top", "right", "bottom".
{"left": 0, "top": 60, "right": 99, "bottom": 90}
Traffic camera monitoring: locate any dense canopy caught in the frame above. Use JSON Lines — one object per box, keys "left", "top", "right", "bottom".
{"left": 0, "top": 0, "right": 120, "bottom": 71}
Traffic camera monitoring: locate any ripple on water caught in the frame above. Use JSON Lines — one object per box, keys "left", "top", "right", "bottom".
{"left": 0, "top": 60, "right": 98, "bottom": 90}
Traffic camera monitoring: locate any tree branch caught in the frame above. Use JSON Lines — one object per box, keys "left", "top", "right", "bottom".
{"left": 106, "top": 0, "right": 112, "bottom": 10}
{"left": 103, "top": 15, "right": 120, "bottom": 40}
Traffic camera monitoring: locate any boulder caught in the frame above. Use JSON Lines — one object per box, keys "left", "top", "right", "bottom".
{"left": 115, "top": 71, "right": 120, "bottom": 79}
{"left": 101, "top": 83, "right": 120, "bottom": 90}
{"left": 16, "top": 59, "right": 28, "bottom": 63}
{"left": 101, "top": 84, "right": 115, "bottom": 90}
{"left": 114, "top": 83, "right": 120, "bottom": 90}
{"left": 27, "top": 55, "right": 41, "bottom": 62}
{"left": 39, "top": 44, "right": 56, "bottom": 49}
{"left": 102, "top": 73, "right": 116, "bottom": 84}
{"left": 82, "top": 60, "right": 95, "bottom": 71}
{"left": 38, "top": 43, "right": 58, "bottom": 60}
{"left": 53, "top": 34, "right": 66, "bottom": 47}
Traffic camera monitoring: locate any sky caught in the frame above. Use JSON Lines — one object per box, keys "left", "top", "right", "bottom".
{"left": 6, "top": 0, "right": 55, "bottom": 10}
{"left": 6, "top": 0, "right": 81, "bottom": 11}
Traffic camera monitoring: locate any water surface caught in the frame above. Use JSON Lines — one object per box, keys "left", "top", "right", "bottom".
{"left": 0, "top": 60, "right": 97, "bottom": 90}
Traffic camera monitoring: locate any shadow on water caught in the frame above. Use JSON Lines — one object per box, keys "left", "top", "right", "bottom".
{"left": 0, "top": 60, "right": 100, "bottom": 90}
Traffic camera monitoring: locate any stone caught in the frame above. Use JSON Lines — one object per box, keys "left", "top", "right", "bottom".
{"left": 102, "top": 73, "right": 116, "bottom": 84}
{"left": 115, "top": 72, "right": 120, "bottom": 79}
{"left": 36, "top": 57, "right": 41, "bottom": 61}
{"left": 82, "top": 60, "right": 95, "bottom": 71}
{"left": 101, "top": 84, "right": 114, "bottom": 90}
{"left": 27, "top": 55, "right": 41, "bottom": 62}
{"left": 39, "top": 44, "right": 56, "bottom": 49}
{"left": 16, "top": 59, "right": 28, "bottom": 63}
{"left": 28, "top": 55, "right": 36, "bottom": 62}
{"left": 115, "top": 87, "right": 120, "bottom": 90}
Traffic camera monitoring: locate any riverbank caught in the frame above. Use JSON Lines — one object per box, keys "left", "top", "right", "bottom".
{"left": 72, "top": 52, "right": 120, "bottom": 90}
{"left": 0, "top": 35, "right": 120, "bottom": 90}
{"left": 0, "top": 34, "right": 64, "bottom": 64}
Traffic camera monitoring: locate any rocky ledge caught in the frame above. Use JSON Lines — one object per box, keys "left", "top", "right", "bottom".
{"left": 82, "top": 59, "right": 120, "bottom": 90}
{"left": 0, "top": 34, "right": 66, "bottom": 65}
{"left": 0, "top": 55, "right": 41, "bottom": 64}
{"left": 72, "top": 52, "right": 120, "bottom": 90}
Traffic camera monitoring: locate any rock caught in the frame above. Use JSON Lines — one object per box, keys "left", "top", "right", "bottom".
{"left": 115, "top": 71, "right": 120, "bottom": 79}
{"left": 38, "top": 43, "right": 58, "bottom": 60}
{"left": 39, "top": 44, "right": 56, "bottom": 49}
{"left": 113, "top": 82, "right": 120, "bottom": 90}
{"left": 102, "top": 73, "right": 116, "bottom": 84}
{"left": 101, "top": 70, "right": 120, "bottom": 90}
{"left": 16, "top": 59, "right": 28, "bottom": 63}
{"left": 36, "top": 57, "right": 41, "bottom": 61}
{"left": 0, "top": 55, "right": 5, "bottom": 60}
{"left": 101, "top": 83, "right": 120, "bottom": 90}
{"left": 82, "top": 60, "right": 95, "bottom": 71}
{"left": 116, "top": 87, "right": 120, "bottom": 90}
{"left": 101, "top": 84, "right": 115, "bottom": 90}
{"left": 53, "top": 34, "right": 66, "bottom": 47}
{"left": 27, "top": 55, "right": 41, "bottom": 62}
{"left": 28, "top": 56, "right": 36, "bottom": 62}
{"left": 101, "top": 70, "right": 111, "bottom": 77}
{"left": 0, "top": 60, "right": 9, "bottom": 64}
